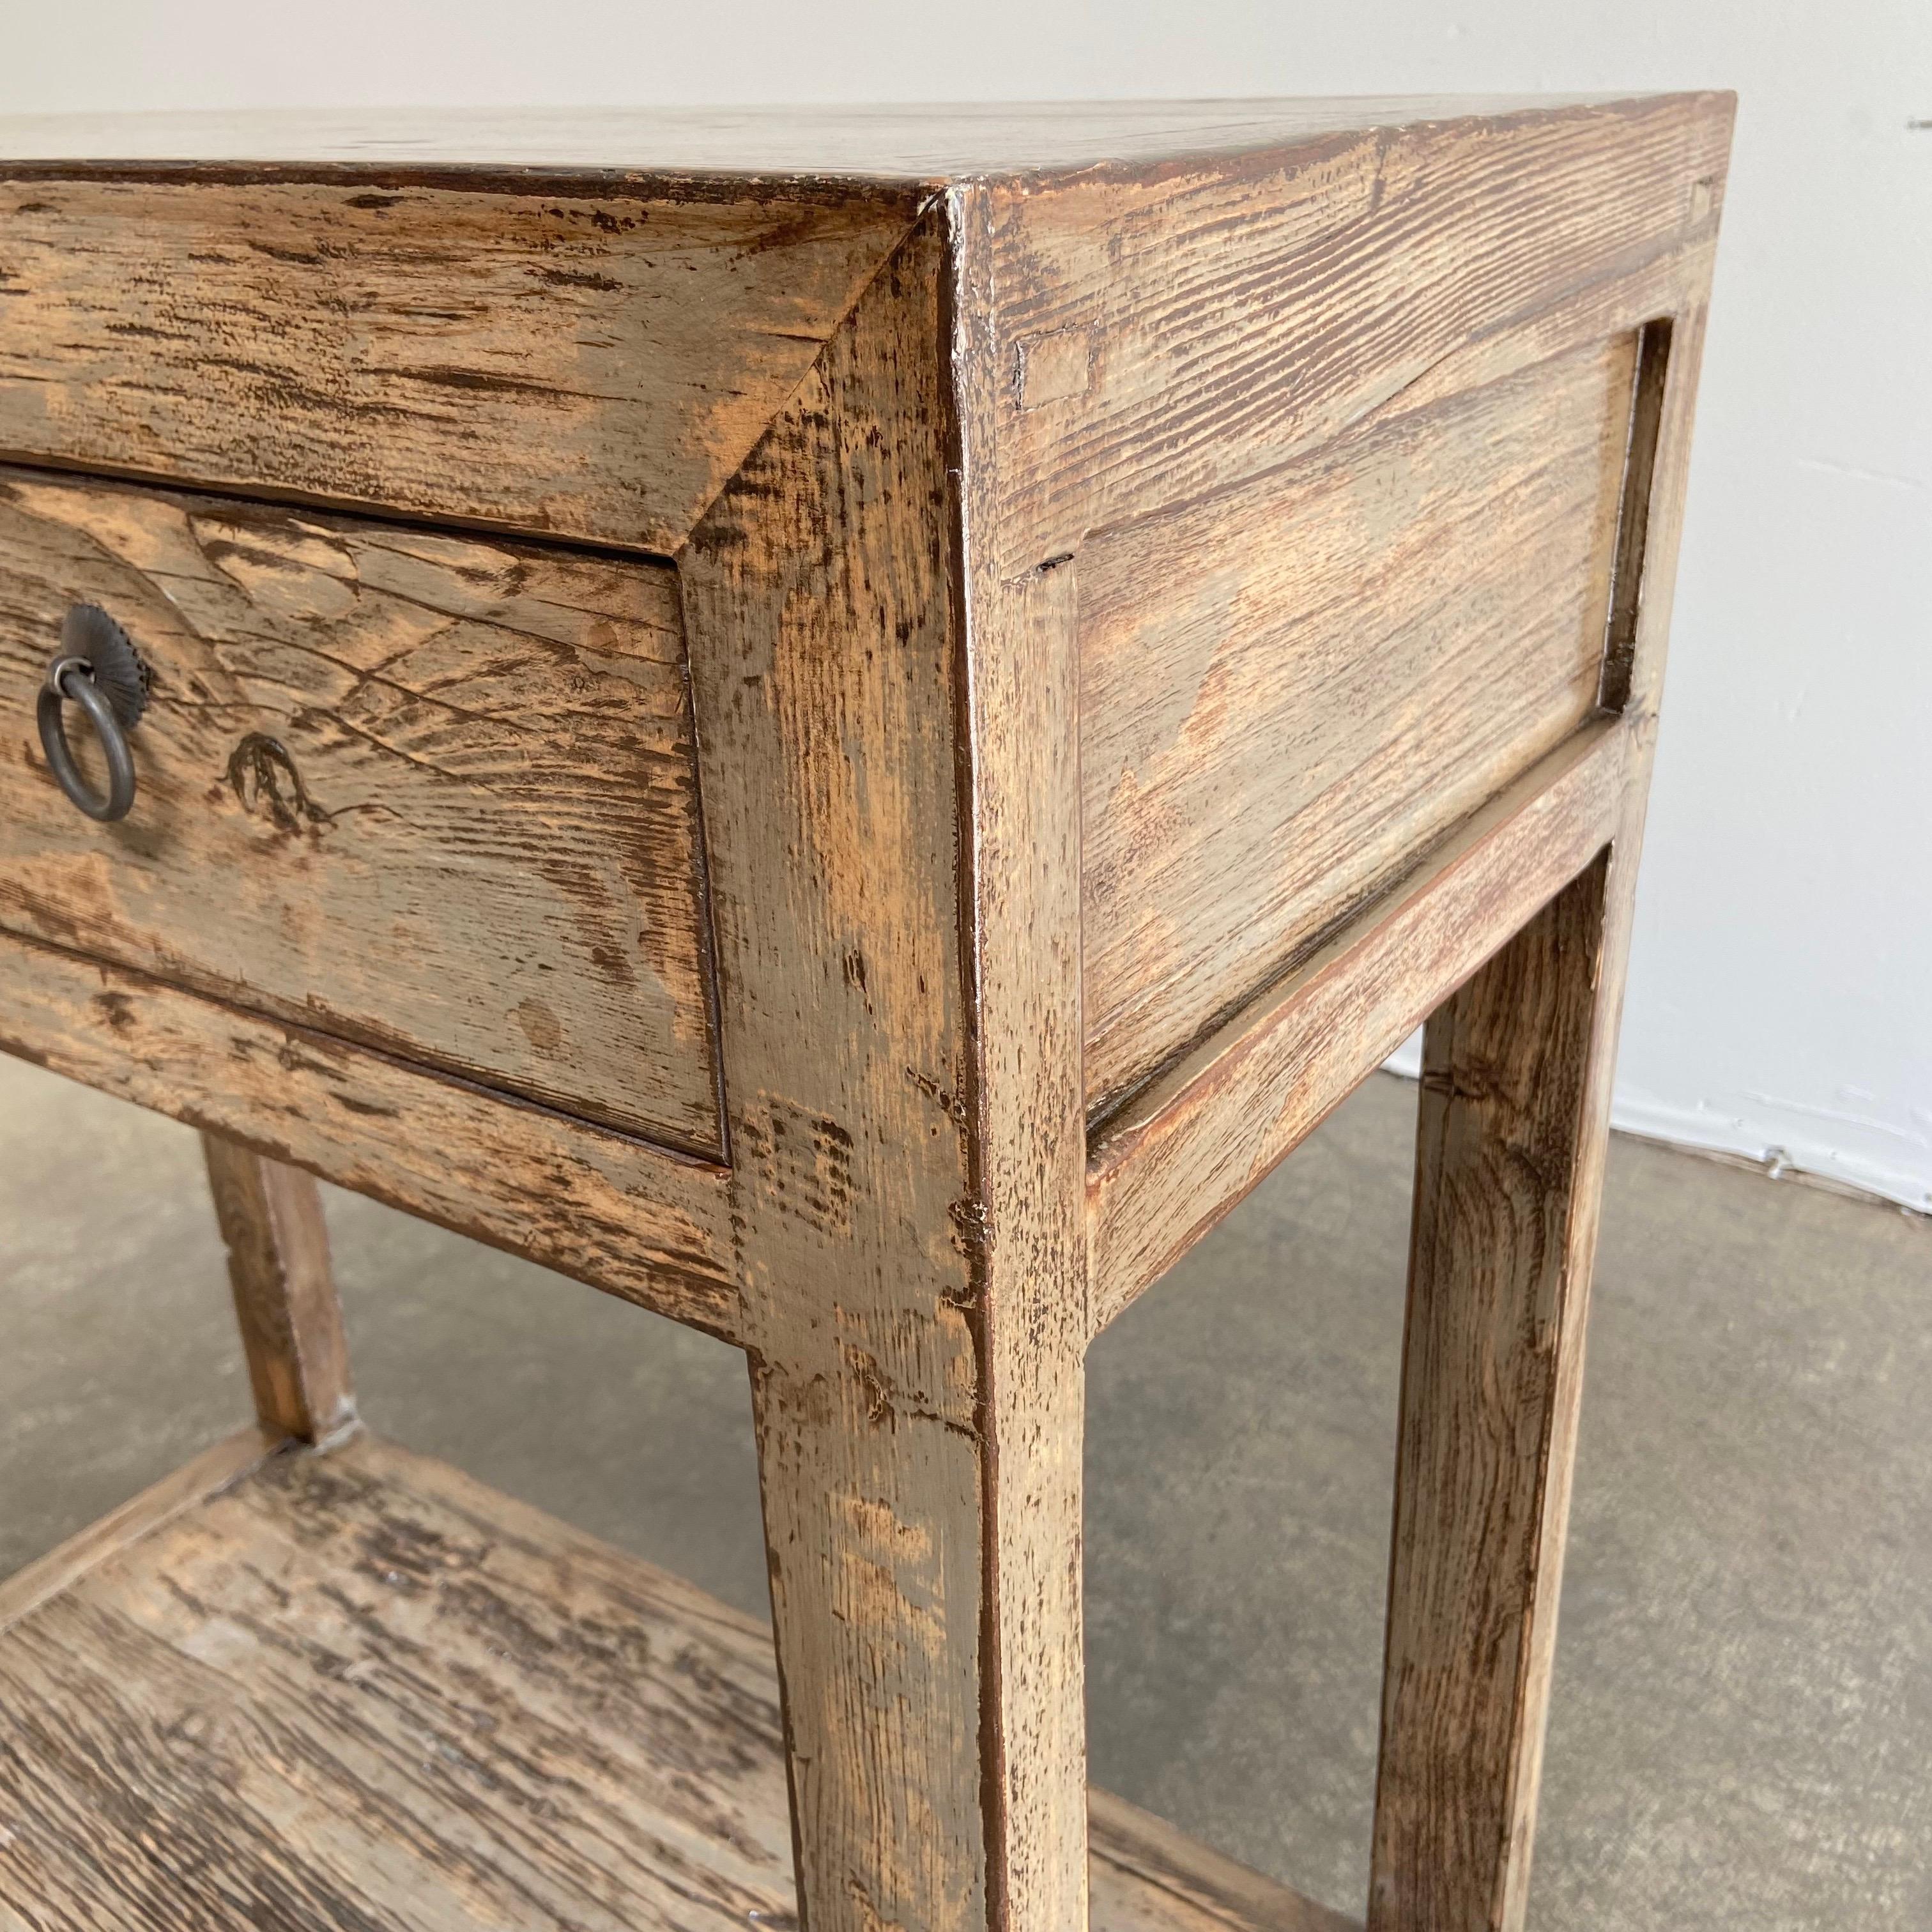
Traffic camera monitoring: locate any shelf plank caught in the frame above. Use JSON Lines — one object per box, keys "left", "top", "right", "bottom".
{"left": 0, "top": 1424, "right": 280, "bottom": 1636}
{"left": 0, "top": 1434, "right": 1358, "bottom": 1932}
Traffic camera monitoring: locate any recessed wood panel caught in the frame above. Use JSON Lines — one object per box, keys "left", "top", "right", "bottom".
{"left": 0, "top": 175, "right": 918, "bottom": 553}
{"left": 0, "top": 468, "right": 723, "bottom": 1155}
{"left": 1079, "top": 335, "right": 1639, "bottom": 1117}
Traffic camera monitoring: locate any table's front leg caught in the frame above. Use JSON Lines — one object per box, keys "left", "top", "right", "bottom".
{"left": 751, "top": 1335, "right": 1089, "bottom": 1932}
{"left": 1369, "top": 847, "right": 1629, "bottom": 1932}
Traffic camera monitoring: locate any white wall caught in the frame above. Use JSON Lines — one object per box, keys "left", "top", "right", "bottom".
{"left": 6, "top": 1, "right": 1929, "bottom": 1209}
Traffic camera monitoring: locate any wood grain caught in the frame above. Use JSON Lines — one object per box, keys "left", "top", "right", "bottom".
{"left": 202, "top": 1131, "right": 356, "bottom": 1445}
{"left": 1085, "top": 720, "right": 1629, "bottom": 1331}
{"left": 0, "top": 1433, "right": 1348, "bottom": 1932}
{"left": 0, "top": 1426, "right": 279, "bottom": 1637}
{"left": 0, "top": 176, "right": 922, "bottom": 553}
{"left": 0, "top": 929, "right": 742, "bottom": 1340}
{"left": 1089, "top": 1789, "right": 1360, "bottom": 1932}
{"left": 0, "top": 467, "right": 723, "bottom": 1156}
{"left": 684, "top": 185, "right": 1094, "bottom": 1932}
{"left": 1367, "top": 296, "right": 1719, "bottom": 1932}
{"left": 0, "top": 1433, "right": 802, "bottom": 1931}
{"left": 956, "top": 179, "right": 1094, "bottom": 1932}
{"left": 0, "top": 96, "right": 1669, "bottom": 180}
{"left": 1079, "top": 335, "right": 1637, "bottom": 1117}
{"left": 682, "top": 209, "right": 998, "bottom": 1932}
{"left": 1368, "top": 857, "right": 1613, "bottom": 1932}
{"left": 970, "top": 93, "right": 1731, "bottom": 574}
{"left": 0, "top": 98, "right": 1735, "bottom": 1932}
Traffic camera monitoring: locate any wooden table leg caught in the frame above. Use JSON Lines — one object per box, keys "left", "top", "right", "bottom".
{"left": 1368, "top": 847, "right": 1629, "bottom": 1932}
{"left": 202, "top": 1132, "right": 356, "bottom": 1446}
{"left": 750, "top": 1342, "right": 1088, "bottom": 1932}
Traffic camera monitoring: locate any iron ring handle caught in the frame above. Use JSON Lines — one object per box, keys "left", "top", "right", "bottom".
{"left": 36, "top": 605, "right": 150, "bottom": 823}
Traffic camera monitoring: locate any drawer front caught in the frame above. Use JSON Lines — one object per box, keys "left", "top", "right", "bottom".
{"left": 0, "top": 175, "right": 917, "bottom": 555}
{"left": 1079, "top": 334, "right": 1640, "bottom": 1117}
{"left": 0, "top": 468, "right": 723, "bottom": 1156}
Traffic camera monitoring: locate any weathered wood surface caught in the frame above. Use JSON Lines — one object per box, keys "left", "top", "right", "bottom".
{"left": 0, "top": 930, "right": 742, "bottom": 1339}
{"left": 202, "top": 1131, "right": 356, "bottom": 1445}
{"left": 0, "top": 466, "right": 722, "bottom": 1156}
{"left": 1079, "top": 335, "right": 1637, "bottom": 1117}
{"left": 1367, "top": 299, "right": 1718, "bottom": 1932}
{"left": 684, "top": 202, "right": 1092, "bottom": 1932}
{"left": 956, "top": 180, "right": 1094, "bottom": 1932}
{"left": 0, "top": 1434, "right": 800, "bottom": 1931}
{"left": 0, "top": 98, "right": 1733, "bottom": 1932}
{"left": 1086, "top": 719, "right": 1630, "bottom": 1333}
{"left": 1089, "top": 1790, "right": 1360, "bottom": 1932}
{"left": 1369, "top": 858, "right": 1615, "bottom": 1932}
{"left": 969, "top": 93, "right": 1731, "bottom": 576}
{"left": 0, "top": 1425, "right": 277, "bottom": 1637}
{"left": 0, "top": 97, "right": 1653, "bottom": 179}
{"left": 0, "top": 1433, "right": 1349, "bottom": 1932}
{"left": 0, "top": 177, "right": 921, "bottom": 553}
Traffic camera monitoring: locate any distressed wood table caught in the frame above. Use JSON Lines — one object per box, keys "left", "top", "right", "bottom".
{"left": 0, "top": 98, "right": 1731, "bottom": 1932}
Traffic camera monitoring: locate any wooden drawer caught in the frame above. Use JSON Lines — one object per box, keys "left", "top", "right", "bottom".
{"left": 0, "top": 467, "right": 723, "bottom": 1156}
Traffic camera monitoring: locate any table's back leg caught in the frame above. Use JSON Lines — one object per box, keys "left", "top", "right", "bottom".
{"left": 201, "top": 1131, "right": 356, "bottom": 1446}
{"left": 1368, "top": 848, "right": 1625, "bottom": 1932}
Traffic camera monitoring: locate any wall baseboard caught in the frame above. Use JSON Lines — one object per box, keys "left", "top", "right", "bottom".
{"left": 1604, "top": 1091, "right": 1930, "bottom": 1218}
{"left": 1381, "top": 1036, "right": 1929, "bottom": 1218}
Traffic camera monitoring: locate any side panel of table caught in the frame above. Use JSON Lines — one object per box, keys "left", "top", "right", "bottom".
{"left": 959, "top": 92, "right": 1732, "bottom": 1130}
{"left": 1078, "top": 334, "right": 1637, "bottom": 1119}
{"left": 968, "top": 93, "right": 1731, "bottom": 1932}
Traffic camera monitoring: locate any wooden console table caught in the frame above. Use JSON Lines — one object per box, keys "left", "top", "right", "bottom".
{"left": 0, "top": 97, "right": 1731, "bottom": 1932}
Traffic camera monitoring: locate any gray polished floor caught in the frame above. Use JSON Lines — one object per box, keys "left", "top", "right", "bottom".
{"left": 2, "top": 1054, "right": 1926, "bottom": 1928}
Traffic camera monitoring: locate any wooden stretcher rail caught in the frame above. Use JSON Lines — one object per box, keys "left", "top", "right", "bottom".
{"left": 1085, "top": 716, "right": 1635, "bottom": 1333}
{"left": 0, "top": 931, "right": 744, "bottom": 1342}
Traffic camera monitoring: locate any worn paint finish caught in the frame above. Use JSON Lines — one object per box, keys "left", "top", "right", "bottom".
{"left": 0, "top": 468, "right": 723, "bottom": 1156}
{"left": 683, "top": 211, "right": 997, "bottom": 1932}
{"left": 1079, "top": 336, "right": 1639, "bottom": 1118}
{"left": 0, "top": 174, "right": 925, "bottom": 553}
{"left": 0, "top": 929, "right": 742, "bottom": 1337}
{"left": 202, "top": 1131, "right": 356, "bottom": 1445}
{"left": 1372, "top": 857, "right": 1616, "bottom": 1932}
{"left": 969, "top": 96, "right": 1728, "bottom": 576}
{"left": 952, "top": 171, "right": 1100, "bottom": 1932}
{"left": 0, "top": 96, "right": 1733, "bottom": 1932}
{"left": 1086, "top": 722, "right": 1632, "bottom": 1334}
{"left": 1368, "top": 298, "right": 1721, "bottom": 1932}
{"left": 0, "top": 1434, "right": 1355, "bottom": 1932}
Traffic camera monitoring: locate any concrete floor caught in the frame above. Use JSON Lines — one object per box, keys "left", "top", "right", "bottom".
{"left": 1, "top": 1053, "right": 1926, "bottom": 1928}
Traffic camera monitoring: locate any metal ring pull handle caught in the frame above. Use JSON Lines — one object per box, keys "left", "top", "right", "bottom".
{"left": 37, "top": 604, "right": 150, "bottom": 823}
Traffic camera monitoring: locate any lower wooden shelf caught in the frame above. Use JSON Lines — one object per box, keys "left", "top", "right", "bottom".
{"left": 0, "top": 1430, "right": 1356, "bottom": 1932}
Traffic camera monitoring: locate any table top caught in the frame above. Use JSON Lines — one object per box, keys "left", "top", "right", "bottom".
{"left": 0, "top": 96, "right": 1659, "bottom": 185}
